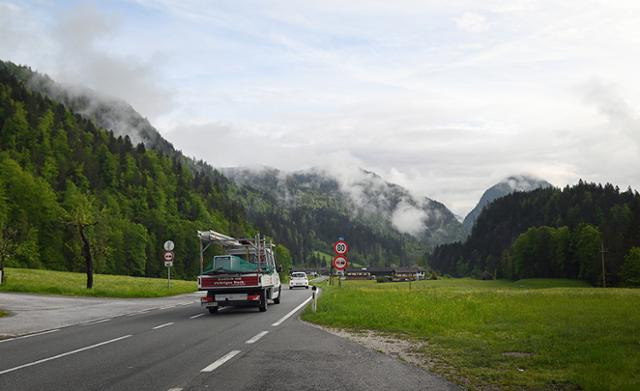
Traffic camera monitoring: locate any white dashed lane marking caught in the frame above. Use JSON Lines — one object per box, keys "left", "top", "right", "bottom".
{"left": 152, "top": 322, "right": 174, "bottom": 330}
{"left": 201, "top": 350, "right": 241, "bottom": 372}
{"left": 245, "top": 331, "right": 268, "bottom": 344}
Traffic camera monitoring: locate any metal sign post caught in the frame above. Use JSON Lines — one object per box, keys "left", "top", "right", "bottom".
{"left": 164, "top": 249, "right": 174, "bottom": 288}
{"left": 332, "top": 237, "right": 349, "bottom": 288}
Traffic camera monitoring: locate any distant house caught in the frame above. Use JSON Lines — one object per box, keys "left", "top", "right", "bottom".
{"left": 345, "top": 268, "right": 371, "bottom": 280}
{"left": 365, "top": 266, "right": 395, "bottom": 278}
{"left": 394, "top": 266, "right": 426, "bottom": 280}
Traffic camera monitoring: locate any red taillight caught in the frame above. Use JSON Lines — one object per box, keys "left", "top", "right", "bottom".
{"left": 247, "top": 294, "right": 261, "bottom": 301}
{"left": 201, "top": 296, "right": 213, "bottom": 302}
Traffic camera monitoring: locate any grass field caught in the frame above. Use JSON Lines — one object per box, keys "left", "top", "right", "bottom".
{"left": 0, "top": 267, "right": 197, "bottom": 298}
{"left": 302, "top": 278, "right": 640, "bottom": 390}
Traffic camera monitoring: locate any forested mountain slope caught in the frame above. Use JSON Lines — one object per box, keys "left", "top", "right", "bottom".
{"left": 0, "top": 62, "right": 251, "bottom": 279}
{"left": 223, "top": 167, "right": 464, "bottom": 266}
{"left": 1, "top": 60, "right": 464, "bottom": 269}
{"left": 223, "top": 167, "right": 428, "bottom": 267}
{"left": 430, "top": 181, "right": 640, "bottom": 284}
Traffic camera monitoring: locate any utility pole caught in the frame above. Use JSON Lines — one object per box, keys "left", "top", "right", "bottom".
{"left": 600, "top": 241, "right": 607, "bottom": 288}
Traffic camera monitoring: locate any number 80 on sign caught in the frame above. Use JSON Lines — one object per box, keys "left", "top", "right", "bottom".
{"left": 334, "top": 240, "right": 348, "bottom": 255}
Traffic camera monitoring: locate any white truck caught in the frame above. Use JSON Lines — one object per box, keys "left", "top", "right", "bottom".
{"left": 197, "top": 230, "right": 282, "bottom": 313}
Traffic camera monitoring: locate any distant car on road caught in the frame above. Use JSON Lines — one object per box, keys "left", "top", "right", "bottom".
{"left": 289, "top": 272, "right": 309, "bottom": 289}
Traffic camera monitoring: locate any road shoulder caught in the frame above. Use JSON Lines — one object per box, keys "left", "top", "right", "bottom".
{"left": 0, "top": 291, "right": 201, "bottom": 338}
{"left": 186, "top": 316, "right": 459, "bottom": 391}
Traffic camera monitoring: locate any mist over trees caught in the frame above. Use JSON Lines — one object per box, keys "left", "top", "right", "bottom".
{"left": 430, "top": 182, "right": 640, "bottom": 285}
{"left": 3, "top": 60, "right": 438, "bottom": 270}
{"left": 0, "top": 63, "right": 252, "bottom": 280}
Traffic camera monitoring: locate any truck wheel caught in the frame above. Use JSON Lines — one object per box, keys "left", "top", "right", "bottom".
{"left": 273, "top": 286, "right": 281, "bottom": 304}
{"left": 259, "top": 290, "right": 268, "bottom": 312}
{"left": 208, "top": 306, "right": 218, "bottom": 314}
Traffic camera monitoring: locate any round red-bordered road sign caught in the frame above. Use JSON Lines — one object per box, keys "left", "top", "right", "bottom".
{"left": 163, "top": 251, "right": 174, "bottom": 261}
{"left": 332, "top": 255, "right": 349, "bottom": 270}
{"left": 334, "top": 240, "right": 348, "bottom": 255}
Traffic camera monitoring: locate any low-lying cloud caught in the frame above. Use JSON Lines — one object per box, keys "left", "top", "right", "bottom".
{"left": 0, "top": 2, "right": 172, "bottom": 120}
{"left": 3, "top": 1, "right": 640, "bottom": 217}
{"left": 391, "top": 201, "right": 427, "bottom": 236}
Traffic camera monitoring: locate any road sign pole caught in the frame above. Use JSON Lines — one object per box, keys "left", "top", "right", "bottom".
{"left": 163, "top": 242, "right": 175, "bottom": 289}
{"left": 332, "top": 238, "right": 349, "bottom": 289}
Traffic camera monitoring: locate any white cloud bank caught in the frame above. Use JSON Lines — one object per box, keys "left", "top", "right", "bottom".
{"left": 2, "top": 1, "right": 640, "bottom": 216}
{"left": 391, "top": 201, "right": 428, "bottom": 236}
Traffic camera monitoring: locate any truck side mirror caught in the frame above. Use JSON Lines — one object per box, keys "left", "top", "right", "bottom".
{"left": 276, "top": 264, "right": 283, "bottom": 273}
{"left": 312, "top": 286, "right": 317, "bottom": 291}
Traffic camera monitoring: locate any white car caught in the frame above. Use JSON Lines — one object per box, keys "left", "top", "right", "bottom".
{"left": 289, "top": 272, "right": 309, "bottom": 289}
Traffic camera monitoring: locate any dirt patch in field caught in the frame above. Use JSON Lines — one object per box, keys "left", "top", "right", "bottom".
{"left": 307, "top": 323, "right": 470, "bottom": 389}
{"left": 326, "top": 328, "right": 434, "bottom": 368}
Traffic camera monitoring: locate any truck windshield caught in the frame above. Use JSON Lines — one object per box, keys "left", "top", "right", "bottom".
{"left": 203, "top": 254, "right": 273, "bottom": 275}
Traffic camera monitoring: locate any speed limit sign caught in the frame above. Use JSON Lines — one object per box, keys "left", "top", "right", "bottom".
{"left": 163, "top": 240, "right": 175, "bottom": 251}
{"left": 334, "top": 240, "right": 348, "bottom": 255}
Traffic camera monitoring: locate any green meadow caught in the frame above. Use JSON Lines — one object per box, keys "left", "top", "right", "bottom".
{"left": 303, "top": 278, "right": 640, "bottom": 390}
{"left": 0, "top": 268, "right": 197, "bottom": 298}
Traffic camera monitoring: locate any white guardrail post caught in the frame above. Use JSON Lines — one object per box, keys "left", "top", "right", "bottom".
{"left": 312, "top": 286, "right": 318, "bottom": 312}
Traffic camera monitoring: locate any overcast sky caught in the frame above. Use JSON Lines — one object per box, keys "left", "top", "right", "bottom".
{"left": 2, "top": 0, "right": 640, "bottom": 216}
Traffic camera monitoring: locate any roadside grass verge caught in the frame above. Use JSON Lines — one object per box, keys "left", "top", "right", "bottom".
{"left": 303, "top": 278, "right": 640, "bottom": 390}
{"left": 0, "top": 267, "right": 197, "bottom": 298}
{"left": 0, "top": 309, "right": 7, "bottom": 317}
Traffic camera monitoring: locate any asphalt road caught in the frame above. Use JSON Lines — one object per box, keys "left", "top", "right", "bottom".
{"left": 0, "top": 287, "right": 457, "bottom": 391}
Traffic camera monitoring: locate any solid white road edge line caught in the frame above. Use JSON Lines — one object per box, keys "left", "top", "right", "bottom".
{"left": 200, "top": 350, "right": 241, "bottom": 372}
{"left": 272, "top": 296, "right": 313, "bottom": 327}
{"left": 152, "top": 322, "right": 174, "bottom": 330}
{"left": 82, "top": 318, "right": 112, "bottom": 326}
{"left": 0, "top": 329, "right": 60, "bottom": 344}
{"left": 158, "top": 305, "right": 176, "bottom": 310}
{"left": 126, "top": 310, "right": 149, "bottom": 317}
{"left": 0, "top": 335, "right": 132, "bottom": 375}
{"left": 245, "top": 331, "right": 268, "bottom": 344}
{"left": 189, "top": 313, "right": 204, "bottom": 319}
{"left": 167, "top": 388, "right": 183, "bottom": 391}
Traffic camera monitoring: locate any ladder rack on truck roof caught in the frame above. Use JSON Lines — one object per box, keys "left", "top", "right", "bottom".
{"left": 197, "top": 230, "right": 275, "bottom": 274}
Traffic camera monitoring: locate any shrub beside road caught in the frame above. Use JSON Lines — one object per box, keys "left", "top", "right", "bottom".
{"left": 303, "top": 278, "right": 640, "bottom": 390}
{"left": 0, "top": 268, "right": 197, "bottom": 298}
